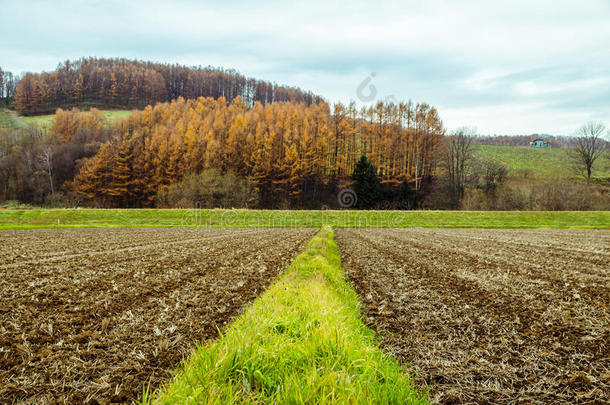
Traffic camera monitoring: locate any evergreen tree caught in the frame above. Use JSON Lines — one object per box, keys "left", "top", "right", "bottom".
{"left": 397, "top": 179, "right": 416, "bottom": 210}
{"left": 352, "top": 155, "right": 380, "bottom": 209}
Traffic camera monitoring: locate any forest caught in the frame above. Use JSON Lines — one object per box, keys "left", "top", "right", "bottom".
{"left": 11, "top": 57, "right": 323, "bottom": 114}
{"left": 0, "top": 97, "right": 443, "bottom": 209}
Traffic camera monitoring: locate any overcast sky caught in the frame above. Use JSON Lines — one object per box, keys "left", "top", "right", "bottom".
{"left": 1, "top": 0, "right": 609, "bottom": 135}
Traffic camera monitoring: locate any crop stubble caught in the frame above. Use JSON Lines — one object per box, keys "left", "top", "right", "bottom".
{"left": 0, "top": 227, "right": 315, "bottom": 404}
{"left": 336, "top": 228, "right": 609, "bottom": 404}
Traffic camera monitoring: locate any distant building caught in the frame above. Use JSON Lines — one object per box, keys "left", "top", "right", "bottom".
{"left": 529, "top": 138, "right": 549, "bottom": 148}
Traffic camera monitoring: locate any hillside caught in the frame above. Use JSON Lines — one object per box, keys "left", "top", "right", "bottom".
{"left": 21, "top": 109, "right": 133, "bottom": 130}
{"left": 473, "top": 144, "right": 610, "bottom": 180}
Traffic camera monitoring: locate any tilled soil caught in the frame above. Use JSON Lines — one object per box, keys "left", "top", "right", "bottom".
{"left": 336, "top": 228, "right": 609, "bottom": 404}
{"left": 0, "top": 227, "right": 315, "bottom": 404}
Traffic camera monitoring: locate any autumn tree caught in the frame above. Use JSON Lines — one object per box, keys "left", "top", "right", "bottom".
{"left": 14, "top": 73, "right": 33, "bottom": 113}
{"left": 71, "top": 143, "right": 118, "bottom": 206}
{"left": 109, "top": 139, "right": 135, "bottom": 206}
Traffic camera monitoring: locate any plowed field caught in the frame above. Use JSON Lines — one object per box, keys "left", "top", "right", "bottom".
{"left": 0, "top": 228, "right": 315, "bottom": 404}
{"left": 336, "top": 228, "right": 609, "bottom": 404}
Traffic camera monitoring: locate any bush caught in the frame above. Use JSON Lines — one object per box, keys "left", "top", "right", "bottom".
{"left": 460, "top": 180, "right": 608, "bottom": 211}
{"left": 43, "top": 191, "right": 82, "bottom": 208}
{"left": 460, "top": 188, "right": 490, "bottom": 210}
{"left": 531, "top": 180, "right": 594, "bottom": 210}
{"left": 155, "top": 169, "right": 259, "bottom": 209}
{"left": 495, "top": 185, "right": 529, "bottom": 210}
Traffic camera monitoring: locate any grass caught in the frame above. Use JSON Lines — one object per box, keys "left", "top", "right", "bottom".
{"left": 0, "top": 208, "right": 608, "bottom": 229}
{"left": 142, "top": 226, "right": 426, "bottom": 404}
{"left": 0, "top": 110, "right": 25, "bottom": 129}
{"left": 20, "top": 114, "right": 55, "bottom": 129}
{"left": 20, "top": 109, "right": 134, "bottom": 129}
{"left": 473, "top": 144, "right": 610, "bottom": 180}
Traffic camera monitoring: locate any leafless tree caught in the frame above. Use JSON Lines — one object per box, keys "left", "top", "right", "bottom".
{"left": 570, "top": 121, "right": 606, "bottom": 183}
{"left": 41, "top": 146, "right": 54, "bottom": 195}
{"left": 0, "top": 67, "right": 4, "bottom": 101}
{"left": 443, "top": 127, "right": 475, "bottom": 208}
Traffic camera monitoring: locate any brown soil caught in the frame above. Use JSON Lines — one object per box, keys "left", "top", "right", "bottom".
{"left": 0, "top": 228, "right": 315, "bottom": 404}
{"left": 336, "top": 228, "right": 609, "bottom": 404}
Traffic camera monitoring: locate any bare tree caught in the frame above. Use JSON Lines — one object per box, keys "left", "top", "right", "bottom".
{"left": 0, "top": 67, "right": 4, "bottom": 102}
{"left": 443, "top": 128, "right": 475, "bottom": 209}
{"left": 570, "top": 121, "right": 606, "bottom": 183}
{"left": 41, "top": 146, "right": 54, "bottom": 195}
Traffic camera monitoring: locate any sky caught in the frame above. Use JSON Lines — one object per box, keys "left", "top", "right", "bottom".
{"left": 1, "top": 0, "right": 609, "bottom": 135}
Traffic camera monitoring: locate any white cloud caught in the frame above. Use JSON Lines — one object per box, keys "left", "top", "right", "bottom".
{"left": 0, "top": 0, "right": 608, "bottom": 134}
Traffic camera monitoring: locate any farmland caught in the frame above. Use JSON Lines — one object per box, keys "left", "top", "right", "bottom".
{"left": 0, "top": 223, "right": 608, "bottom": 403}
{"left": 336, "top": 228, "right": 610, "bottom": 403}
{"left": 0, "top": 227, "right": 315, "bottom": 403}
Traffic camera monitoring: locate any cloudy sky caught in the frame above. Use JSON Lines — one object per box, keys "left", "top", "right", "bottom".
{"left": 1, "top": 0, "right": 609, "bottom": 134}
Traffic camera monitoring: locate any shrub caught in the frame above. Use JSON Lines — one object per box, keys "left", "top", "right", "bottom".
{"left": 155, "top": 169, "right": 259, "bottom": 208}
{"left": 460, "top": 187, "right": 490, "bottom": 210}
{"left": 495, "top": 185, "right": 530, "bottom": 210}
{"left": 532, "top": 180, "right": 593, "bottom": 210}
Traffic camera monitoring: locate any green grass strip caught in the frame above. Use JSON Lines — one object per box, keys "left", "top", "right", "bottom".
{"left": 142, "top": 226, "right": 426, "bottom": 404}
{"left": 1, "top": 208, "right": 608, "bottom": 229}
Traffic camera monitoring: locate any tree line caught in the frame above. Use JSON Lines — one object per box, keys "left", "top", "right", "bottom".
{"left": 13, "top": 58, "right": 324, "bottom": 115}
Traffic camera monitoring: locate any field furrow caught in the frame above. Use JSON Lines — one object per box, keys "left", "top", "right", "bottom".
{"left": 0, "top": 228, "right": 315, "bottom": 404}
{"left": 336, "top": 228, "right": 610, "bottom": 404}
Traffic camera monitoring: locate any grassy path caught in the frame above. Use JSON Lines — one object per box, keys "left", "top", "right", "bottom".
{"left": 1, "top": 208, "right": 608, "bottom": 229}
{"left": 143, "top": 227, "right": 425, "bottom": 404}
{"left": 0, "top": 109, "right": 27, "bottom": 129}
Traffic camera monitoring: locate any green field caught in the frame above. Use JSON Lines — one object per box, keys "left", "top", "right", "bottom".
{"left": 473, "top": 144, "right": 610, "bottom": 180}
{"left": 144, "top": 227, "right": 425, "bottom": 404}
{"left": 20, "top": 109, "right": 134, "bottom": 130}
{"left": 0, "top": 208, "right": 608, "bottom": 229}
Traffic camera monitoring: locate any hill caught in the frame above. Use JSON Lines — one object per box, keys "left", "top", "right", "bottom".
{"left": 473, "top": 144, "right": 610, "bottom": 180}
{"left": 14, "top": 57, "right": 324, "bottom": 115}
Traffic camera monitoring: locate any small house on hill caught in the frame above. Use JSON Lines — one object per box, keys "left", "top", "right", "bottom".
{"left": 529, "top": 138, "right": 549, "bottom": 148}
